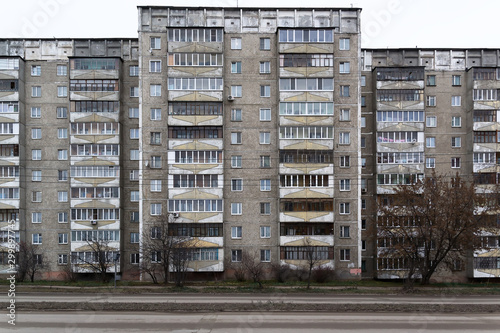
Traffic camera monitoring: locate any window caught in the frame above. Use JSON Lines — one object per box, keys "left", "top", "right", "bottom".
{"left": 260, "top": 132, "right": 270, "bottom": 144}
{"left": 260, "top": 85, "right": 271, "bottom": 97}
{"left": 129, "top": 107, "right": 139, "bottom": 118}
{"left": 57, "top": 107, "right": 68, "bottom": 118}
{"left": 151, "top": 156, "right": 162, "bottom": 168}
{"left": 231, "top": 203, "right": 242, "bottom": 215}
{"left": 150, "top": 84, "right": 161, "bottom": 97}
{"left": 260, "top": 108, "right": 271, "bottom": 121}
{"left": 130, "top": 87, "right": 139, "bottom": 97}
{"left": 426, "top": 75, "right": 436, "bottom": 86}
{"left": 361, "top": 219, "right": 366, "bottom": 230}
{"left": 32, "top": 128, "right": 41, "bottom": 139}
{"left": 452, "top": 116, "right": 461, "bottom": 127}
{"left": 340, "top": 225, "right": 350, "bottom": 238}
{"left": 260, "top": 249, "right": 271, "bottom": 262}
{"left": 231, "top": 132, "right": 242, "bottom": 144}
{"left": 260, "top": 179, "right": 271, "bottom": 191}
{"left": 149, "top": 60, "right": 161, "bottom": 73}
{"left": 32, "top": 149, "right": 41, "bottom": 160}
{"left": 361, "top": 96, "right": 366, "bottom": 107}
{"left": 339, "top": 62, "right": 350, "bottom": 73}
{"left": 32, "top": 212, "right": 42, "bottom": 223}
{"left": 362, "top": 240, "right": 366, "bottom": 251}
{"left": 339, "top": 38, "right": 350, "bottom": 50}
{"left": 340, "top": 203, "right": 350, "bottom": 215}
{"left": 340, "top": 179, "right": 351, "bottom": 191}
{"left": 150, "top": 108, "right": 161, "bottom": 120}
{"left": 452, "top": 96, "right": 461, "bottom": 106}
{"left": 231, "top": 156, "right": 242, "bottom": 168}
{"left": 130, "top": 233, "right": 139, "bottom": 244}
{"left": 361, "top": 158, "right": 366, "bottom": 168}
{"left": 150, "top": 203, "right": 162, "bottom": 216}
{"left": 231, "top": 249, "right": 242, "bottom": 262}
{"left": 340, "top": 85, "right": 350, "bottom": 97}
{"left": 260, "top": 155, "right": 271, "bottom": 168}
{"left": 57, "top": 86, "right": 67, "bottom": 97}
{"left": 57, "top": 128, "right": 67, "bottom": 139}
{"left": 260, "top": 38, "right": 271, "bottom": 50}
{"left": 452, "top": 137, "right": 461, "bottom": 148}
{"left": 340, "top": 109, "right": 350, "bottom": 121}
{"left": 151, "top": 251, "right": 161, "bottom": 263}
{"left": 340, "top": 156, "right": 350, "bottom": 167}
{"left": 451, "top": 157, "right": 461, "bottom": 168}
{"left": 151, "top": 180, "right": 162, "bottom": 192}
{"left": 58, "top": 170, "right": 68, "bottom": 181}
{"left": 339, "top": 132, "right": 350, "bottom": 144}
{"left": 231, "top": 226, "right": 242, "bottom": 239}
{"left": 58, "top": 233, "right": 68, "bottom": 245}
{"left": 32, "top": 170, "right": 41, "bottom": 181}
{"left": 31, "top": 65, "right": 41, "bottom": 76}
{"left": 231, "top": 61, "right": 241, "bottom": 73}
{"left": 57, "top": 65, "right": 67, "bottom": 76}
{"left": 131, "top": 191, "right": 139, "bottom": 202}
{"left": 31, "top": 107, "right": 41, "bottom": 118}
{"left": 130, "top": 128, "right": 140, "bottom": 139}
{"left": 231, "top": 109, "right": 242, "bottom": 121}
{"left": 231, "top": 38, "right": 242, "bottom": 50}
{"left": 58, "top": 149, "right": 68, "bottom": 160}
{"left": 452, "top": 75, "right": 461, "bottom": 86}
{"left": 129, "top": 65, "right": 139, "bottom": 77}
{"left": 426, "top": 116, "right": 437, "bottom": 127}
{"left": 362, "top": 199, "right": 366, "bottom": 209}
{"left": 58, "top": 254, "right": 68, "bottom": 265}
{"left": 231, "top": 85, "right": 242, "bottom": 97}
{"left": 130, "top": 149, "right": 139, "bottom": 161}
{"left": 426, "top": 95, "right": 436, "bottom": 106}
{"left": 150, "top": 37, "right": 161, "bottom": 49}
{"left": 340, "top": 249, "right": 350, "bottom": 261}
{"left": 260, "top": 61, "right": 270, "bottom": 74}
{"left": 260, "top": 226, "right": 271, "bottom": 238}
{"left": 32, "top": 233, "right": 42, "bottom": 245}
{"left": 130, "top": 212, "right": 139, "bottom": 222}
{"left": 231, "top": 179, "right": 243, "bottom": 191}
{"left": 260, "top": 202, "right": 271, "bottom": 215}
{"left": 361, "top": 117, "right": 366, "bottom": 128}
{"left": 361, "top": 137, "right": 366, "bottom": 148}
{"left": 130, "top": 253, "right": 139, "bottom": 264}
{"left": 32, "top": 86, "right": 41, "bottom": 97}
{"left": 361, "top": 76, "right": 366, "bottom": 87}
{"left": 426, "top": 137, "right": 436, "bottom": 148}
{"left": 58, "top": 191, "right": 68, "bottom": 202}
{"left": 32, "top": 191, "right": 42, "bottom": 202}
{"left": 130, "top": 170, "right": 139, "bottom": 181}
{"left": 426, "top": 157, "right": 436, "bottom": 168}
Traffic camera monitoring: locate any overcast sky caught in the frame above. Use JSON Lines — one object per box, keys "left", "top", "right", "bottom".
{"left": 1, "top": 0, "right": 497, "bottom": 49}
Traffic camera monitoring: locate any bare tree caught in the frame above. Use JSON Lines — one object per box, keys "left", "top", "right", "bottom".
{"left": 71, "top": 238, "right": 118, "bottom": 283}
{"left": 302, "top": 238, "right": 326, "bottom": 289}
{"left": 141, "top": 219, "right": 174, "bottom": 284}
{"left": 16, "top": 241, "right": 44, "bottom": 282}
{"left": 378, "top": 173, "right": 494, "bottom": 286}
{"left": 141, "top": 217, "right": 200, "bottom": 286}
{"left": 241, "top": 250, "right": 266, "bottom": 288}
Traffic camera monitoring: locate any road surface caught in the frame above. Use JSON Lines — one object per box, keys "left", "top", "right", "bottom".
{"left": 5, "top": 311, "right": 500, "bottom": 332}
{"left": 6, "top": 293, "right": 500, "bottom": 305}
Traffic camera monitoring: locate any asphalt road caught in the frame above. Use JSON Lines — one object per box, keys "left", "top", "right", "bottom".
{"left": 5, "top": 311, "right": 500, "bottom": 332}
{"left": 6, "top": 293, "right": 500, "bottom": 305}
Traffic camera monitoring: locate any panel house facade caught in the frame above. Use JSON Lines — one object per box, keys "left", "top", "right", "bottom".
{"left": 0, "top": 6, "right": 499, "bottom": 282}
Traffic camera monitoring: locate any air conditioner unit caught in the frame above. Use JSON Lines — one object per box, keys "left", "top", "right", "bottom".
{"left": 91, "top": 220, "right": 97, "bottom": 225}
{"left": 227, "top": 95, "right": 234, "bottom": 101}
{"left": 172, "top": 213, "right": 179, "bottom": 218}
{"left": 361, "top": 188, "right": 367, "bottom": 194}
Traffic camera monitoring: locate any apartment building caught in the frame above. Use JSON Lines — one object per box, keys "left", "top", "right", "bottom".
{"left": 0, "top": 6, "right": 499, "bottom": 282}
